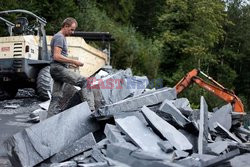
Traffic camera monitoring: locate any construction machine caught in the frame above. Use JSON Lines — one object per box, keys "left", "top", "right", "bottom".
{"left": 0, "top": 9, "right": 110, "bottom": 100}
{"left": 175, "top": 69, "right": 244, "bottom": 113}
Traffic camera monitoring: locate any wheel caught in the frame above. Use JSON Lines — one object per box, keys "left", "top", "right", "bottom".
{"left": 0, "top": 85, "right": 18, "bottom": 100}
{"left": 36, "top": 66, "right": 53, "bottom": 101}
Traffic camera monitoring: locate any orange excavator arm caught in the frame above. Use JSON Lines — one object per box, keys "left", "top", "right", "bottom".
{"left": 175, "top": 69, "right": 244, "bottom": 113}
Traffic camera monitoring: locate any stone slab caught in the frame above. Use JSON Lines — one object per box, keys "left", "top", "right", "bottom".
{"left": 157, "top": 141, "right": 174, "bottom": 153}
{"left": 159, "top": 99, "right": 190, "bottom": 127}
{"left": 115, "top": 116, "right": 164, "bottom": 154}
{"left": 141, "top": 106, "right": 193, "bottom": 151}
{"left": 179, "top": 129, "right": 198, "bottom": 153}
{"left": 91, "top": 147, "right": 106, "bottom": 162}
{"left": 106, "top": 143, "right": 183, "bottom": 167}
{"left": 207, "top": 141, "right": 228, "bottom": 155}
{"left": 209, "top": 104, "right": 232, "bottom": 132}
{"left": 92, "top": 69, "right": 133, "bottom": 108}
{"left": 78, "top": 162, "right": 109, "bottom": 167}
{"left": 202, "top": 149, "right": 241, "bottom": 167}
{"left": 173, "top": 150, "right": 189, "bottom": 160}
{"left": 4, "top": 102, "right": 100, "bottom": 167}
{"left": 104, "top": 124, "right": 126, "bottom": 143}
{"left": 95, "top": 87, "right": 176, "bottom": 117}
{"left": 214, "top": 122, "right": 242, "bottom": 143}
{"left": 198, "top": 96, "right": 209, "bottom": 154}
{"left": 173, "top": 98, "right": 193, "bottom": 116}
{"left": 50, "top": 133, "right": 96, "bottom": 163}
{"left": 50, "top": 161, "right": 77, "bottom": 167}
{"left": 229, "top": 153, "right": 250, "bottom": 167}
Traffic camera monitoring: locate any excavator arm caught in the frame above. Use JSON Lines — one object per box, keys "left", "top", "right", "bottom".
{"left": 175, "top": 69, "right": 244, "bottom": 113}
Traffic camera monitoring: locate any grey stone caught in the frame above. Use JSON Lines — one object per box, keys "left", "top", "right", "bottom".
{"left": 104, "top": 124, "right": 126, "bottom": 143}
{"left": 236, "top": 126, "right": 250, "bottom": 135}
{"left": 73, "top": 154, "right": 87, "bottom": 162}
{"left": 91, "top": 147, "right": 106, "bottom": 162}
{"left": 76, "top": 157, "right": 96, "bottom": 164}
{"left": 141, "top": 106, "right": 193, "bottom": 151}
{"left": 101, "top": 149, "right": 107, "bottom": 156}
{"left": 207, "top": 141, "right": 229, "bottom": 155}
{"left": 173, "top": 150, "right": 189, "bottom": 160}
{"left": 209, "top": 104, "right": 232, "bottom": 132}
{"left": 113, "top": 111, "right": 148, "bottom": 125}
{"left": 202, "top": 149, "right": 241, "bottom": 167}
{"left": 191, "top": 153, "right": 217, "bottom": 161}
{"left": 92, "top": 69, "right": 134, "bottom": 109}
{"left": 78, "top": 162, "right": 109, "bottom": 167}
{"left": 176, "top": 157, "right": 202, "bottom": 167}
{"left": 39, "top": 100, "right": 51, "bottom": 110}
{"left": 214, "top": 122, "right": 243, "bottom": 143}
{"left": 4, "top": 102, "right": 100, "bottom": 167}
{"left": 229, "top": 153, "right": 250, "bottom": 167}
{"left": 38, "top": 109, "right": 48, "bottom": 121}
{"left": 188, "top": 109, "right": 200, "bottom": 131}
{"left": 157, "top": 141, "right": 174, "bottom": 153}
{"left": 104, "top": 157, "right": 130, "bottom": 167}
{"left": 173, "top": 98, "right": 193, "bottom": 116}
{"left": 115, "top": 116, "right": 164, "bottom": 154}
{"left": 84, "top": 149, "right": 94, "bottom": 158}
{"left": 50, "top": 133, "right": 96, "bottom": 163}
{"left": 159, "top": 99, "right": 190, "bottom": 127}
{"left": 177, "top": 154, "right": 216, "bottom": 167}
{"left": 232, "top": 111, "right": 246, "bottom": 119}
{"left": 126, "top": 75, "right": 149, "bottom": 97}
{"left": 198, "top": 96, "right": 209, "bottom": 154}
{"left": 59, "top": 83, "right": 83, "bottom": 111}
{"left": 106, "top": 143, "right": 183, "bottom": 167}
{"left": 73, "top": 150, "right": 93, "bottom": 163}
{"left": 97, "top": 138, "right": 110, "bottom": 147}
{"left": 4, "top": 104, "right": 20, "bottom": 109}
{"left": 95, "top": 87, "right": 176, "bottom": 117}
{"left": 179, "top": 129, "right": 198, "bottom": 153}
{"left": 49, "top": 161, "right": 77, "bottom": 167}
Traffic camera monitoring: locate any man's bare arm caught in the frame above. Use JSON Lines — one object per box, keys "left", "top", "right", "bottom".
{"left": 53, "top": 46, "right": 83, "bottom": 66}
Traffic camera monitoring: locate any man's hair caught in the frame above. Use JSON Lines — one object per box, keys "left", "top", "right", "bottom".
{"left": 61, "top": 17, "right": 78, "bottom": 28}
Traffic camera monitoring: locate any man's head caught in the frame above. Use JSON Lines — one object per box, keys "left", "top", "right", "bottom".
{"left": 61, "top": 17, "right": 78, "bottom": 36}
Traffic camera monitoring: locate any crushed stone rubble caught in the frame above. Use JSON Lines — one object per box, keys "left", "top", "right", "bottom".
{"left": 3, "top": 68, "right": 250, "bottom": 167}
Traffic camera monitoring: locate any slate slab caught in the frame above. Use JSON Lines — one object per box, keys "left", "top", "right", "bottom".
{"left": 207, "top": 141, "right": 228, "bottom": 155}
{"left": 141, "top": 106, "right": 193, "bottom": 151}
{"left": 96, "top": 87, "right": 176, "bottom": 117}
{"left": 4, "top": 102, "right": 100, "bottom": 167}
{"left": 115, "top": 116, "right": 164, "bottom": 154}
{"left": 92, "top": 69, "right": 135, "bottom": 109}
{"left": 202, "top": 149, "right": 241, "bottom": 167}
{"left": 209, "top": 104, "right": 232, "bottom": 132}
{"left": 157, "top": 141, "right": 174, "bottom": 153}
{"left": 173, "top": 150, "right": 189, "bottom": 160}
{"left": 106, "top": 143, "right": 183, "bottom": 167}
{"left": 173, "top": 98, "right": 193, "bottom": 116}
{"left": 159, "top": 99, "right": 190, "bottom": 127}
{"left": 198, "top": 96, "right": 209, "bottom": 154}
{"left": 229, "top": 153, "right": 250, "bottom": 167}
{"left": 104, "top": 124, "right": 126, "bottom": 143}
{"left": 50, "top": 133, "right": 96, "bottom": 163}
{"left": 214, "top": 122, "right": 243, "bottom": 144}
{"left": 50, "top": 161, "right": 77, "bottom": 167}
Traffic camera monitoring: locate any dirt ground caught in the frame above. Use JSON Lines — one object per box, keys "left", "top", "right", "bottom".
{"left": 0, "top": 89, "right": 43, "bottom": 167}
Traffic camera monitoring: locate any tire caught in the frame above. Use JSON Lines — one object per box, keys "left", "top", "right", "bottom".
{"left": 36, "top": 66, "right": 53, "bottom": 101}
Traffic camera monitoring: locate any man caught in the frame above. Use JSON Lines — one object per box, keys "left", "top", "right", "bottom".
{"left": 48, "top": 17, "right": 95, "bottom": 116}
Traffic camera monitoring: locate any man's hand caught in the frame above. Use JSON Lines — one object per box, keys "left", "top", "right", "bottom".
{"left": 73, "top": 60, "right": 84, "bottom": 67}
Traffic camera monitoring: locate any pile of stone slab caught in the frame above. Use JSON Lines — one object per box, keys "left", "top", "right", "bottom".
{"left": 4, "top": 68, "right": 250, "bottom": 167}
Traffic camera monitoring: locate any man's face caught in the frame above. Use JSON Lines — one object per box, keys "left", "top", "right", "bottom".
{"left": 65, "top": 23, "right": 77, "bottom": 36}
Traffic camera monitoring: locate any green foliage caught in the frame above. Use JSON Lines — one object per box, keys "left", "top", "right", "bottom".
{"left": 1, "top": 0, "right": 250, "bottom": 112}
